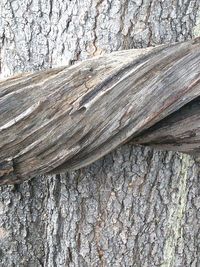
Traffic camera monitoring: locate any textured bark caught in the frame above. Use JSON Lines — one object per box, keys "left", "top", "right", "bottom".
{"left": 0, "top": 0, "right": 200, "bottom": 266}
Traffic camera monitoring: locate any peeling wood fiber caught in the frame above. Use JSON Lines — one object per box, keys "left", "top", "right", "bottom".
{"left": 0, "top": 38, "right": 200, "bottom": 185}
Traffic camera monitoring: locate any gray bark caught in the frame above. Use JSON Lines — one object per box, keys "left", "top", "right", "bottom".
{"left": 0, "top": 0, "right": 200, "bottom": 266}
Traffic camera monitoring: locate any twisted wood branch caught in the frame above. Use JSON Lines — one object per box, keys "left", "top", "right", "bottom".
{"left": 0, "top": 38, "right": 200, "bottom": 185}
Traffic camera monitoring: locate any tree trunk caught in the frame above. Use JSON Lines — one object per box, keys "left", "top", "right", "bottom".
{"left": 0, "top": 0, "right": 199, "bottom": 266}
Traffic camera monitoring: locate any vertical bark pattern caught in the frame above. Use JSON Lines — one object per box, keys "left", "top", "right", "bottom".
{"left": 0, "top": 0, "right": 199, "bottom": 266}
{"left": 0, "top": 0, "right": 199, "bottom": 76}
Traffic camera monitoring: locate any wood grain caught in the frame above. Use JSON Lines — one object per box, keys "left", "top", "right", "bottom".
{"left": 0, "top": 38, "right": 200, "bottom": 185}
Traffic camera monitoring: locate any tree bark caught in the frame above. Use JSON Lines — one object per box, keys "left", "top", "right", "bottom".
{"left": 0, "top": 0, "right": 200, "bottom": 266}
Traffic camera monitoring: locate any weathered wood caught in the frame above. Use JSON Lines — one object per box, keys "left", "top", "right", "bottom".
{"left": 131, "top": 96, "right": 200, "bottom": 154}
{"left": 0, "top": 38, "right": 200, "bottom": 185}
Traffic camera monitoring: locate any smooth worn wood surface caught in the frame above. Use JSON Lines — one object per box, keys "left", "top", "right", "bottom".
{"left": 0, "top": 38, "right": 200, "bottom": 185}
